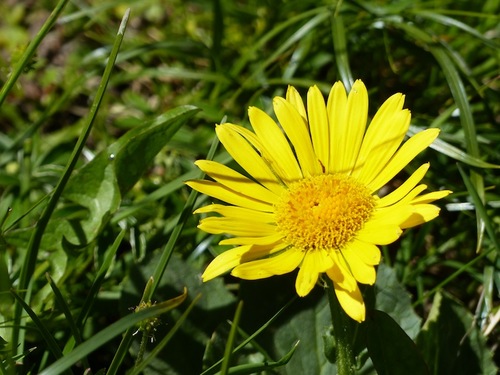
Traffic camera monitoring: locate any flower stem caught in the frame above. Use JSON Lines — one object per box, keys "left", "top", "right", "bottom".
{"left": 325, "top": 278, "right": 355, "bottom": 375}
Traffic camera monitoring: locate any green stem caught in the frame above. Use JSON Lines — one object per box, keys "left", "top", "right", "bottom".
{"left": 0, "top": 0, "right": 70, "bottom": 107}
{"left": 325, "top": 277, "right": 355, "bottom": 375}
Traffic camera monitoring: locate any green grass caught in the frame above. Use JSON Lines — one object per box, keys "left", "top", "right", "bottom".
{"left": 0, "top": 0, "right": 499, "bottom": 374}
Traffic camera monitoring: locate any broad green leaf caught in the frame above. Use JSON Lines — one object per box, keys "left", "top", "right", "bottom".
{"left": 113, "top": 105, "right": 200, "bottom": 195}
{"left": 357, "top": 263, "right": 424, "bottom": 373}
{"left": 416, "top": 291, "right": 498, "bottom": 375}
{"left": 365, "top": 310, "right": 429, "bottom": 375}
{"left": 62, "top": 105, "right": 199, "bottom": 245}
{"left": 274, "top": 295, "right": 337, "bottom": 375}
{"left": 374, "top": 263, "right": 422, "bottom": 339}
{"left": 61, "top": 152, "right": 121, "bottom": 245}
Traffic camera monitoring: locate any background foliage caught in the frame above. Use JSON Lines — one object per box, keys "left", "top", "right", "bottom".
{"left": 0, "top": 0, "right": 499, "bottom": 374}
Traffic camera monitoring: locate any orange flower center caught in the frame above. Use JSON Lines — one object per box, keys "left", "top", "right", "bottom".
{"left": 275, "top": 174, "right": 375, "bottom": 252}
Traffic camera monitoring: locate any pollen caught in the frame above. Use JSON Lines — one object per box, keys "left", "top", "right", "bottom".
{"left": 275, "top": 174, "right": 376, "bottom": 252}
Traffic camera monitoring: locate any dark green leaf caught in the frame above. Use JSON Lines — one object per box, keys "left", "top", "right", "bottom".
{"left": 374, "top": 263, "right": 422, "bottom": 339}
{"left": 416, "top": 291, "right": 497, "bottom": 375}
{"left": 113, "top": 105, "right": 200, "bottom": 195}
{"left": 62, "top": 106, "right": 199, "bottom": 245}
{"left": 366, "top": 310, "right": 429, "bottom": 375}
{"left": 274, "top": 295, "right": 338, "bottom": 375}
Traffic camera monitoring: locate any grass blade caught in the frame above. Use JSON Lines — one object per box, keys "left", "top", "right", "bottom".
{"left": 76, "top": 229, "right": 126, "bottom": 327}
{"left": 331, "top": 12, "right": 354, "bottom": 90}
{"left": 128, "top": 294, "right": 202, "bottom": 375}
{"left": 11, "top": 7, "right": 131, "bottom": 358}
{"left": 10, "top": 290, "right": 70, "bottom": 374}
{"left": 107, "top": 135, "right": 219, "bottom": 374}
{"left": 220, "top": 301, "right": 244, "bottom": 375}
{"left": 409, "top": 10, "right": 499, "bottom": 49}
{"left": 38, "top": 289, "right": 187, "bottom": 375}
{"left": 387, "top": 19, "right": 486, "bottom": 250}
{"left": 0, "top": 0, "right": 70, "bottom": 107}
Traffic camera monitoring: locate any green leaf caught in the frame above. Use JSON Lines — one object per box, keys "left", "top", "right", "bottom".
{"left": 62, "top": 105, "right": 199, "bottom": 245}
{"left": 61, "top": 152, "right": 121, "bottom": 245}
{"left": 373, "top": 263, "right": 422, "bottom": 339}
{"left": 416, "top": 291, "right": 498, "bottom": 375}
{"left": 274, "top": 295, "right": 337, "bottom": 375}
{"left": 202, "top": 297, "right": 296, "bottom": 375}
{"left": 366, "top": 310, "right": 429, "bottom": 375}
{"left": 113, "top": 105, "right": 200, "bottom": 195}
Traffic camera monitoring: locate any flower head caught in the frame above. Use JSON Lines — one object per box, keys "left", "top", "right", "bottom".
{"left": 187, "top": 80, "right": 451, "bottom": 322}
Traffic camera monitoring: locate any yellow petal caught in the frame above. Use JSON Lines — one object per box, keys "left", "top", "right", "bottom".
{"left": 353, "top": 109, "right": 411, "bottom": 185}
{"left": 349, "top": 239, "right": 381, "bottom": 266}
{"left": 296, "top": 249, "right": 334, "bottom": 296}
{"left": 370, "top": 204, "right": 414, "bottom": 226}
{"left": 326, "top": 251, "right": 357, "bottom": 291}
{"left": 356, "top": 223, "right": 402, "bottom": 245}
{"left": 223, "top": 122, "right": 263, "bottom": 149}
{"left": 377, "top": 163, "right": 429, "bottom": 207}
{"left": 231, "top": 247, "right": 304, "bottom": 279}
{"left": 410, "top": 190, "right": 452, "bottom": 204}
{"left": 220, "top": 233, "right": 285, "bottom": 246}
{"left": 273, "top": 97, "right": 321, "bottom": 176}
{"left": 400, "top": 204, "right": 441, "bottom": 228}
{"left": 195, "top": 160, "right": 280, "bottom": 203}
{"left": 341, "top": 245, "right": 377, "bottom": 285}
{"left": 328, "top": 80, "right": 368, "bottom": 174}
{"left": 352, "top": 93, "right": 406, "bottom": 177}
{"left": 202, "top": 244, "right": 279, "bottom": 281}
{"left": 248, "top": 106, "right": 302, "bottom": 183}
{"left": 194, "top": 204, "right": 275, "bottom": 223}
{"left": 216, "top": 124, "right": 284, "bottom": 195}
{"left": 286, "top": 85, "right": 307, "bottom": 120}
{"left": 333, "top": 283, "right": 366, "bottom": 322}
{"left": 186, "top": 180, "right": 273, "bottom": 212}
{"left": 307, "top": 85, "right": 330, "bottom": 172}
{"left": 198, "top": 216, "right": 276, "bottom": 236}
{"left": 367, "top": 128, "right": 440, "bottom": 192}
{"left": 327, "top": 81, "right": 348, "bottom": 173}
{"left": 343, "top": 80, "right": 369, "bottom": 173}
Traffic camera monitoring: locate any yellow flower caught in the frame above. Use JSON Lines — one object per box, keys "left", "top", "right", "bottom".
{"left": 187, "top": 80, "right": 451, "bottom": 322}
